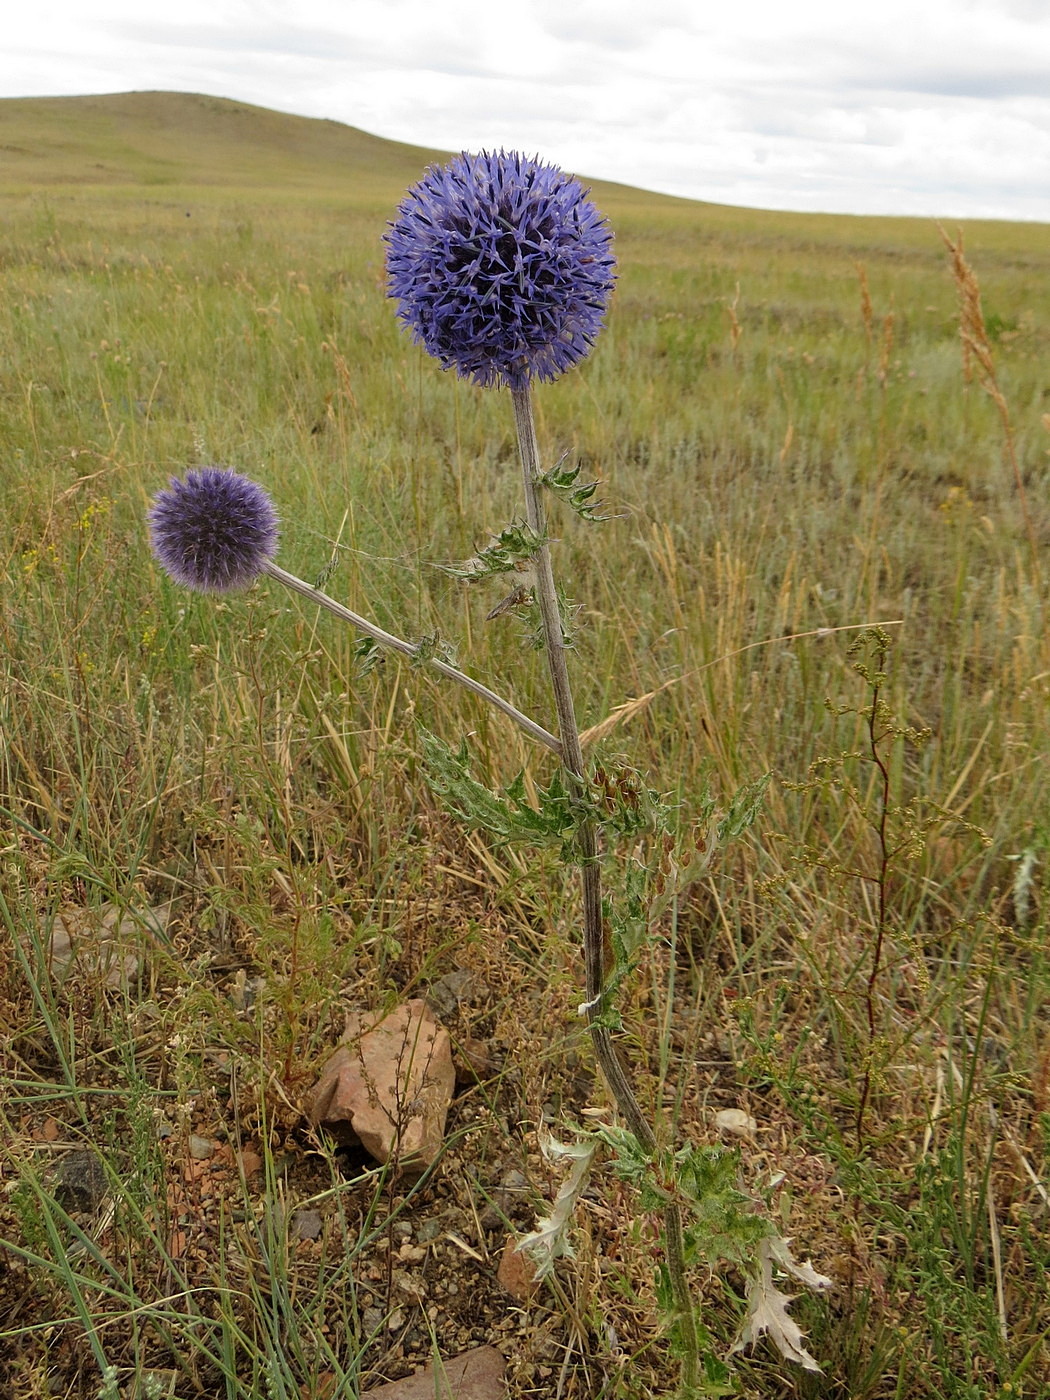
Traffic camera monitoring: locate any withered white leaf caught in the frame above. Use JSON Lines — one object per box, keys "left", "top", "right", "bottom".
{"left": 767, "top": 1233, "right": 833, "bottom": 1291}
{"left": 731, "top": 1234, "right": 830, "bottom": 1372}
{"left": 515, "top": 1132, "right": 597, "bottom": 1280}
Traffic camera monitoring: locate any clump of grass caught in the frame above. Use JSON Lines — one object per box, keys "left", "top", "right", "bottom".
{"left": 939, "top": 224, "right": 1041, "bottom": 590}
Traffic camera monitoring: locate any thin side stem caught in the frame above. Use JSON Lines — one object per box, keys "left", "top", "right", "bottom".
{"left": 262, "top": 561, "right": 561, "bottom": 755}
{"left": 511, "top": 385, "right": 698, "bottom": 1390}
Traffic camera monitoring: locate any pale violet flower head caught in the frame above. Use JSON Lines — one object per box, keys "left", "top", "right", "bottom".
{"left": 148, "top": 467, "right": 279, "bottom": 593}
{"left": 385, "top": 150, "right": 615, "bottom": 390}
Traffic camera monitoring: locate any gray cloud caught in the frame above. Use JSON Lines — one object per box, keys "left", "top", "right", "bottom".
{"left": 852, "top": 67, "right": 1050, "bottom": 100}
{"left": 535, "top": 0, "right": 690, "bottom": 50}
{"left": 108, "top": 18, "right": 495, "bottom": 81}
{"left": 110, "top": 21, "right": 358, "bottom": 60}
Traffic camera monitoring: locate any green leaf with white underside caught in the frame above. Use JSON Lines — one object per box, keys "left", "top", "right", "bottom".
{"left": 419, "top": 729, "right": 586, "bottom": 851}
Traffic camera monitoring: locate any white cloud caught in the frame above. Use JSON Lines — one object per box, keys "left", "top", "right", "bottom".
{"left": 1, "top": 0, "right": 1048, "bottom": 220}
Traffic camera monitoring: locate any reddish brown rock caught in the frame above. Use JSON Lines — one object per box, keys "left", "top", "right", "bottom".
{"left": 496, "top": 1236, "right": 540, "bottom": 1301}
{"left": 361, "top": 1346, "right": 505, "bottom": 1399}
{"left": 304, "top": 1000, "right": 454, "bottom": 1175}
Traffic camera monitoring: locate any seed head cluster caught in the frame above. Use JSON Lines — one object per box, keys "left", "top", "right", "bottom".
{"left": 385, "top": 150, "right": 615, "bottom": 389}
{"left": 148, "top": 467, "right": 279, "bottom": 593}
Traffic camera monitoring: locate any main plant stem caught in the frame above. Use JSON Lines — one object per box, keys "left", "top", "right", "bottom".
{"left": 511, "top": 386, "right": 698, "bottom": 1390}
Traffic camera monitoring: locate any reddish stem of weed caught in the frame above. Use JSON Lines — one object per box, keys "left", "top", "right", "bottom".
{"left": 856, "top": 651, "right": 891, "bottom": 1144}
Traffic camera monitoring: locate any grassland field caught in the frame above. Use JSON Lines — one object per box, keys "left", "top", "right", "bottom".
{"left": 0, "top": 92, "right": 1049, "bottom": 1400}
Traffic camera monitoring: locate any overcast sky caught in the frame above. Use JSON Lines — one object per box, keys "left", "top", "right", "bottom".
{"left": 3, "top": 0, "right": 1049, "bottom": 221}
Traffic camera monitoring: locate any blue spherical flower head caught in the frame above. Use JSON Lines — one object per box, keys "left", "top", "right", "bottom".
{"left": 148, "top": 467, "right": 279, "bottom": 593}
{"left": 386, "top": 151, "right": 615, "bottom": 390}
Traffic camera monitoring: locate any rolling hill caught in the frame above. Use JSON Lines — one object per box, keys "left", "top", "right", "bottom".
{"left": 0, "top": 90, "right": 453, "bottom": 194}
{"left": 0, "top": 89, "right": 677, "bottom": 211}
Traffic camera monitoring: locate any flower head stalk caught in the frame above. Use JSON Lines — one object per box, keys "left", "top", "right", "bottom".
{"left": 386, "top": 150, "right": 615, "bottom": 389}
{"left": 147, "top": 469, "right": 560, "bottom": 754}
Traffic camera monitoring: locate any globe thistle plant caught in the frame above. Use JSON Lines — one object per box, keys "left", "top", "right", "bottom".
{"left": 147, "top": 466, "right": 279, "bottom": 593}
{"left": 142, "top": 153, "right": 822, "bottom": 1391}
{"left": 386, "top": 150, "right": 615, "bottom": 389}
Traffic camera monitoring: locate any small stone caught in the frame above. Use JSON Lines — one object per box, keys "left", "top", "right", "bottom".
{"left": 37, "top": 901, "right": 171, "bottom": 989}
{"left": 479, "top": 1203, "right": 502, "bottom": 1231}
{"left": 494, "top": 1168, "right": 530, "bottom": 1215}
{"left": 188, "top": 1134, "right": 215, "bottom": 1160}
{"left": 417, "top": 1218, "right": 443, "bottom": 1243}
{"left": 454, "top": 1037, "right": 496, "bottom": 1085}
{"left": 53, "top": 1149, "right": 107, "bottom": 1213}
{"left": 426, "top": 968, "right": 475, "bottom": 1019}
{"left": 238, "top": 1147, "right": 263, "bottom": 1175}
{"left": 291, "top": 1208, "right": 323, "bottom": 1241}
{"left": 714, "top": 1108, "right": 757, "bottom": 1137}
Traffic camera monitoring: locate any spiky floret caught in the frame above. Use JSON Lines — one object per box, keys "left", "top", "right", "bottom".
{"left": 148, "top": 467, "right": 279, "bottom": 593}
{"left": 385, "top": 150, "right": 615, "bottom": 389}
